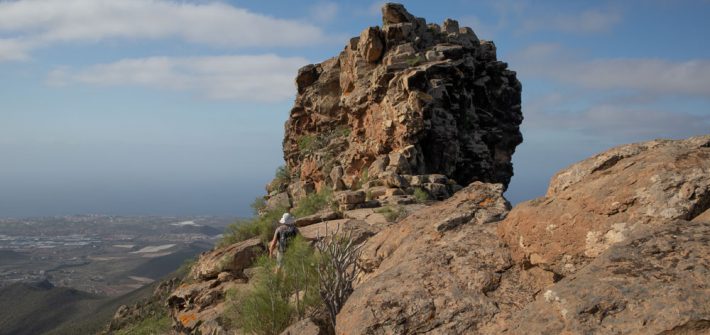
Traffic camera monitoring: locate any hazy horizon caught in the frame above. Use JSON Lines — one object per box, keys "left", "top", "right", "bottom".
{"left": 2, "top": 0, "right": 709, "bottom": 218}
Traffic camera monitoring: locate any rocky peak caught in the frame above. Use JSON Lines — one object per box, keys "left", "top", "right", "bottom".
{"left": 274, "top": 3, "right": 523, "bottom": 207}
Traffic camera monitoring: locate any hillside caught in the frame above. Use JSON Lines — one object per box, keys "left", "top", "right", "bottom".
{"left": 0, "top": 280, "right": 101, "bottom": 335}
{"left": 103, "top": 3, "right": 710, "bottom": 335}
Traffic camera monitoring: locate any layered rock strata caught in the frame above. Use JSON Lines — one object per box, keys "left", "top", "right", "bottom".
{"left": 270, "top": 3, "right": 523, "bottom": 210}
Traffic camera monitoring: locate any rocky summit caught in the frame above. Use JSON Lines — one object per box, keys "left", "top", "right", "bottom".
{"left": 271, "top": 2, "right": 522, "bottom": 209}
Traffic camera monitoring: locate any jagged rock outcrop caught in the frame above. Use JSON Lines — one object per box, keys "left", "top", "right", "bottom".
{"left": 498, "top": 135, "right": 710, "bottom": 276}
{"left": 274, "top": 2, "right": 522, "bottom": 208}
{"left": 189, "top": 238, "right": 265, "bottom": 281}
{"left": 501, "top": 220, "right": 710, "bottom": 335}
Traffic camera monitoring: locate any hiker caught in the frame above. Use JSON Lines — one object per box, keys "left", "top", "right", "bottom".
{"left": 269, "top": 212, "right": 300, "bottom": 269}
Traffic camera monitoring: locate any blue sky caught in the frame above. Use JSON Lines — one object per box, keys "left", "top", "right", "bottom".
{"left": 1, "top": 0, "right": 709, "bottom": 217}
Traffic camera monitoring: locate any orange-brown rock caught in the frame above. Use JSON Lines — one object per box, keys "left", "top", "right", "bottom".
{"left": 279, "top": 3, "right": 523, "bottom": 204}
{"left": 498, "top": 135, "right": 710, "bottom": 275}
{"left": 189, "top": 238, "right": 264, "bottom": 280}
{"left": 336, "top": 182, "right": 553, "bottom": 334}
{"left": 501, "top": 220, "right": 710, "bottom": 335}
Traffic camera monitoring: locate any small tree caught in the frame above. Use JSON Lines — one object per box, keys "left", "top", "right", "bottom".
{"left": 315, "top": 224, "right": 362, "bottom": 328}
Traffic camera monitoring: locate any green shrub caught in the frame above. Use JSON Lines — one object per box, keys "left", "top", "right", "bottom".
{"left": 297, "top": 135, "right": 318, "bottom": 154}
{"left": 275, "top": 165, "right": 290, "bottom": 183}
{"left": 413, "top": 187, "right": 430, "bottom": 203}
{"left": 292, "top": 188, "right": 334, "bottom": 217}
{"left": 282, "top": 236, "right": 322, "bottom": 319}
{"left": 375, "top": 205, "right": 407, "bottom": 222}
{"left": 405, "top": 54, "right": 426, "bottom": 66}
{"left": 114, "top": 313, "right": 171, "bottom": 335}
{"left": 268, "top": 165, "right": 291, "bottom": 192}
{"left": 176, "top": 257, "right": 196, "bottom": 277}
{"left": 224, "top": 237, "right": 322, "bottom": 334}
{"left": 298, "top": 126, "right": 351, "bottom": 158}
{"left": 225, "top": 256, "right": 293, "bottom": 335}
{"left": 251, "top": 196, "right": 267, "bottom": 215}
{"left": 219, "top": 206, "right": 287, "bottom": 247}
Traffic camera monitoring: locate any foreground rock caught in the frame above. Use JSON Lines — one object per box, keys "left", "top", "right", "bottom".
{"left": 189, "top": 238, "right": 264, "bottom": 280}
{"left": 167, "top": 218, "right": 384, "bottom": 334}
{"left": 273, "top": 2, "right": 522, "bottom": 207}
{"left": 337, "top": 182, "right": 555, "bottom": 333}
{"left": 502, "top": 220, "right": 710, "bottom": 335}
{"left": 498, "top": 135, "right": 710, "bottom": 275}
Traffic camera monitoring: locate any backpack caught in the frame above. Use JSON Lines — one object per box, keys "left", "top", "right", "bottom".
{"left": 278, "top": 224, "right": 298, "bottom": 253}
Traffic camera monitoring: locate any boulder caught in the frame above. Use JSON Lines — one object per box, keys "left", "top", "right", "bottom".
{"left": 357, "top": 27, "right": 384, "bottom": 63}
{"left": 500, "top": 220, "right": 710, "bottom": 335}
{"left": 264, "top": 192, "right": 290, "bottom": 212}
{"left": 294, "top": 210, "right": 342, "bottom": 227}
{"left": 498, "top": 135, "right": 710, "bottom": 275}
{"left": 337, "top": 190, "right": 366, "bottom": 204}
{"left": 300, "top": 219, "right": 379, "bottom": 245}
{"left": 337, "top": 182, "right": 529, "bottom": 334}
{"left": 280, "top": 318, "right": 324, "bottom": 335}
{"left": 189, "top": 238, "right": 264, "bottom": 280}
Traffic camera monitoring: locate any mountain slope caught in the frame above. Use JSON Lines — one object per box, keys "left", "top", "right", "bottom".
{"left": 0, "top": 280, "right": 100, "bottom": 335}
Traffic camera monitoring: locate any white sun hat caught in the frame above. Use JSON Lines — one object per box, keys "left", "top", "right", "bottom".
{"left": 279, "top": 213, "right": 295, "bottom": 225}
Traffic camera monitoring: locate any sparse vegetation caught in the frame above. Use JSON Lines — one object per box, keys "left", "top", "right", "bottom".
{"left": 176, "top": 257, "right": 196, "bottom": 277}
{"left": 268, "top": 165, "right": 291, "bottom": 192}
{"left": 413, "top": 187, "right": 431, "bottom": 203}
{"left": 251, "top": 196, "right": 266, "bottom": 215}
{"left": 405, "top": 54, "right": 426, "bottom": 66}
{"left": 315, "top": 224, "right": 362, "bottom": 329}
{"left": 114, "top": 313, "right": 171, "bottom": 335}
{"left": 297, "top": 126, "right": 351, "bottom": 157}
{"left": 298, "top": 134, "right": 318, "bottom": 154}
{"left": 375, "top": 205, "right": 407, "bottom": 222}
{"left": 219, "top": 206, "right": 288, "bottom": 247}
{"left": 224, "top": 237, "right": 322, "bottom": 335}
{"left": 292, "top": 188, "right": 335, "bottom": 217}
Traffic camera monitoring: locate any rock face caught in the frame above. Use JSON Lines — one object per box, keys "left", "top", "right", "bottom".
{"left": 336, "top": 134, "right": 710, "bottom": 335}
{"left": 498, "top": 135, "right": 710, "bottom": 276}
{"left": 503, "top": 220, "right": 710, "bottom": 335}
{"left": 337, "top": 182, "right": 547, "bottom": 334}
{"left": 278, "top": 3, "right": 522, "bottom": 204}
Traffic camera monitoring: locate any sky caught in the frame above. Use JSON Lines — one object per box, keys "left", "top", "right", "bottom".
{"left": 1, "top": 0, "right": 709, "bottom": 218}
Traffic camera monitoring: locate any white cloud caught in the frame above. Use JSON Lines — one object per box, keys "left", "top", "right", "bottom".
{"left": 514, "top": 44, "right": 710, "bottom": 97}
{"left": 0, "top": 0, "right": 329, "bottom": 61}
{"left": 47, "top": 54, "right": 309, "bottom": 102}
{"left": 311, "top": 2, "right": 339, "bottom": 23}
{"left": 520, "top": 8, "right": 622, "bottom": 33}
{"left": 525, "top": 102, "right": 710, "bottom": 140}
{"left": 0, "top": 38, "right": 32, "bottom": 61}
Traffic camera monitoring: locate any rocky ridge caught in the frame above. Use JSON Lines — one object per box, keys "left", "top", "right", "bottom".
{"left": 106, "top": 3, "right": 709, "bottom": 335}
